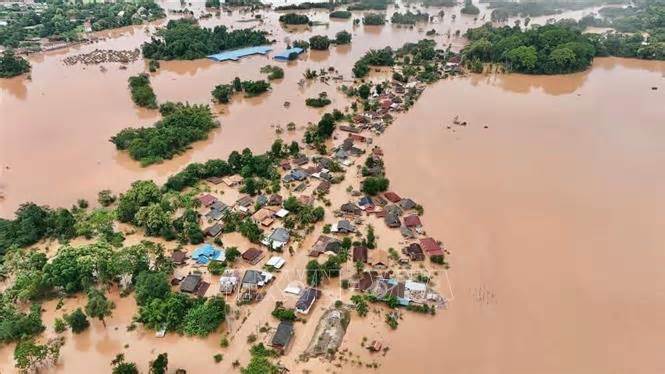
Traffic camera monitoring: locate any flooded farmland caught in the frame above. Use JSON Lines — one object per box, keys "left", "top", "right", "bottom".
{"left": 2, "top": 1, "right": 665, "bottom": 373}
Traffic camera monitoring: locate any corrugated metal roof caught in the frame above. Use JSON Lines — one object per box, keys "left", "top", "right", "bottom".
{"left": 273, "top": 47, "right": 304, "bottom": 61}
{"left": 207, "top": 45, "right": 272, "bottom": 62}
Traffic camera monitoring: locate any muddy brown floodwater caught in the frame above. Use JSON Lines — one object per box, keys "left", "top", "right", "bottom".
{"left": 2, "top": 0, "right": 665, "bottom": 373}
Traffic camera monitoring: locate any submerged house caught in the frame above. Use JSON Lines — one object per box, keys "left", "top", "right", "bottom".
{"left": 204, "top": 223, "right": 223, "bottom": 237}
{"left": 271, "top": 321, "right": 294, "bottom": 354}
{"left": 242, "top": 248, "right": 264, "bottom": 265}
{"left": 420, "top": 238, "right": 444, "bottom": 257}
{"left": 191, "top": 244, "right": 225, "bottom": 265}
{"left": 180, "top": 273, "right": 209, "bottom": 297}
{"left": 384, "top": 211, "right": 401, "bottom": 228}
{"left": 403, "top": 243, "right": 425, "bottom": 261}
{"left": 310, "top": 235, "right": 341, "bottom": 256}
{"left": 262, "top": 227, "right": 290, "bottom": 250}
{"left": 295, "top": 288, "right": 322, "bottom": 314}
{"left": 353, "top": 246, "right": 368, "bottom": 263}
{"left": 404, "top": 214, "right": 422, "bottom": 229}
{"left": 331, "top": 220, "right": 355, "bottom": 234}
{"left": 219, "top": 269, "right": 241, "bottom": 295}
{"left": 198, "top": 194, "right": 218, "bottom": 207}
{"left": 340, "top": 202, "right": 362, "bottom": 216}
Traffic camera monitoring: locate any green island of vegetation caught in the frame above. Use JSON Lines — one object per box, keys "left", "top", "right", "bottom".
{"left": 278, "top": 13, "right": 311, "bottom": 25}
{"left": 275, "top": 2, "right": 336, "bottom": 11}
{"left": 212, "top": 77, "right": 271, "bottom": 104}
{"left": 110, "top": 102, "right": 219, "bottom": 166}
{"left": 141, "top": 19, "right": 269, "bottom": 60}
{"left": 348, "top": 0, "right": 394, "bottom": 11}
{"left": 363, "top": 13, "right": 386, "bottom": 25}
{"left": 128, "top": 74, "right": 158, "bottom": 109}
{"left": 391, "top": 11, "right": 430, "bottom": 25}
{"left": 330, "top": 10, "right": 353, "bottom": 19}
{"left": 335, "top": 30, "right": 353, "bottom": 44}
{"left": 305, "top": 93, "right": 332, "bottom": 107}
{"left": 463, "top": 21, "right": 665, "bottom": 75}
{"left": 260, "top": 65, "right": 285, "bottom": 80}
{"left": 0, "top": 49, "right": 30, "bottom": 78}
{"left": 0, "top": 0, "right": 165, "bottom": 50}
{"left": 309, "top": 35, "right": 331, "bottom": 50}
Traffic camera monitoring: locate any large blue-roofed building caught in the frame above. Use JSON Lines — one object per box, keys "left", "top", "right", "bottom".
{"left": 207, "top": 45, "right": 273, "bottom": 62}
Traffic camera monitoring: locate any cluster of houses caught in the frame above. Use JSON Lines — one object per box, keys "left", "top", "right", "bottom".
{"left": 355, "top": 271, "right": 446, "bottom": 308}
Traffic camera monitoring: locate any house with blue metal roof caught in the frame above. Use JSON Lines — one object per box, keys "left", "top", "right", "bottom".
{"left": 191, "top": 243, "right": 225, "bottom": 264}
{"left": 207, "top": 45, "right": 273, "bottom": 62}
{"left": 273, "top": 47, "right": 304, "bottom": 61}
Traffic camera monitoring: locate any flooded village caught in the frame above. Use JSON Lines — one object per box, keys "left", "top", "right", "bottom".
{"left": 2, "top": 0, "right": 665, "bottom": 373}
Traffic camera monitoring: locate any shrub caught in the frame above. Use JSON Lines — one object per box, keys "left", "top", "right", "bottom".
{"left": 335, "top": 30, "right": 352, "bottom": 45}
{"left": 309, "top": 35, "right": 331, "bottom": 50}
{"left": 279, "top": 13, "right": 310, "bottom": 25}
{"left": 363, "top": 13, "right": 385, "bottom": 25}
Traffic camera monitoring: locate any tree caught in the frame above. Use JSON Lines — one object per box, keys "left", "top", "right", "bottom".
{"left": 212, "top": 84, "right": 234, "bottom": 103}
{"left": 233, "top": 77, "right": 242, "bottom": 91}
{"left": 0, "top": 50, "right": 31, "bottom": 78}
{"left": 111, "top": 353, "right": 139, "bottom": 374}
{"left": 183, "top": 296, "right": 226, "bottom": 336}
{"left": 350, "top": 295, "right": 368, "bottom": 317}
{"left": 363, "top": 13, "right": 385, "bottom": 25}
{"left": 14, "top": 338, "right": 62, "bottom": 372}
{"left": 85, "top": 288, "right": 115, "bottom": 327}
{"left": 357, "top": 84, "right": 371, "bottom": 99}
{"left": 335, "top": 30, "right": 352, "bottom": 45}
{"left": 225, "top": 247, "right": 241, "bottom": 263}
{"left": 134, "top": 271, "right": 170, "bottom": 306}
{"left": 64, "top": 308, "right": 90, "bottom": 334}
{"left": 361, "top": 176, "right": 389, "bottom": 195}
{"left": 309, "top": 35, "right": 331, "bottom": 50}
{"left": 135, "top": 203, "right": 171, "bottom": 236}
{"left": 306, "top": 260, "right": 324, "bottom": 286}
{"left": 98, "top": 190, "right": 117, "bottom": 206}
{"left": 365, "top": 225, "right": 376, "bottom": 249}
{"left": 323, "top": 256, "right": 341, "bottom": 278}
{"left": 0, "top": 303, "right": 45, "bottom": 344}
{"left": 505, "top": 46, "right": 537, "bottom": 72}
{"left": 116, "top": 180, "right": 162, "bottom": 223}
{"left": 150, "top": 353, "right": 169, "bottom": 374}
{"left": 288, "top": 141, "right": 300, "bottom": 156}
{"left": 354, "top": 260, "right": 365, "bottom": 275}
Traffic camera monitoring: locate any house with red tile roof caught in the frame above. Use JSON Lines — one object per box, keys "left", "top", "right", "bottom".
{"left": 404, "top": 214, "right": 422, "bottom": 228}
{"left": 419, "top": 237, "right": 444, "bottom": 256}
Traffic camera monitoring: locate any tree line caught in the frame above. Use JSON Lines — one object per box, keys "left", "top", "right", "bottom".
{"left": 141, "top": 19, "right": 270, "bottom": 60}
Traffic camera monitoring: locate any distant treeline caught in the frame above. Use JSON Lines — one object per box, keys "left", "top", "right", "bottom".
{"left": 463, "top": 21, "right": 665, "bottom": 75}
{"left": 0, "top": 0, "right": 164, "bottom": 49}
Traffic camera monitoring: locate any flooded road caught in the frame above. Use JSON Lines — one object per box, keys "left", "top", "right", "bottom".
{"left": 3, "top": 1, "right": 665, "bottom": 373}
